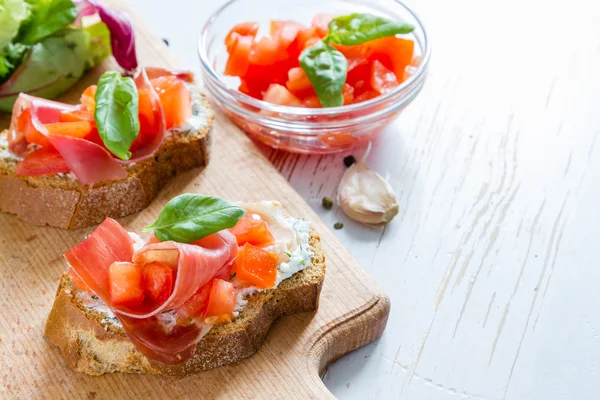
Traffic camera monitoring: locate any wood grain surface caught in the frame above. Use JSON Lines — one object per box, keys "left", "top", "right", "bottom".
{"left": 0, "top": 2, "right": 390, "bottom": 399}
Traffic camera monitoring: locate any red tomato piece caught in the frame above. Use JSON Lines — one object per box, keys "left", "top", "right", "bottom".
{"left": 151, "top": 76, "right": 192, "bottom": 130}
{"left": 342, "top": 83, "right": 355, "bottom": 104}
{"left": 224, "top": 34, "right": 253, "bottom": 77}
{"left": 311, "top": 13, "right": 333, "bottom": 37}
{"left": 243, "top": 58, "right": 298, "bottom": 85}
{"left": 178, "top": 283, "right": 211, "bottom": 320}
{"left": 204, "top": 279, "right": 236, "bottom": 324}
{"left": 318, "top": 132, "right": 357, "bottom": 148}
{"left": 80, "top": 85, "right": 97, "bottom": 112}
{"left": 302, "top": 95, "right": 322, "bottom": 108}
{"left": 15, "top": 146, "right": 69, "bottom": 176}
{"left": 141, "top": 262, "right": 174, "bottom": 305}
{"left": 18, "top": 108, "right": 49, "bottom": 147}
{"left": 366, "top": 37, "right": 414, "bottom": 82}
{"left": 270, "top": 20, "right": 302, "bottom": 49}
{"left": 108, "top": 262, "right": 145, "bottom": 307}
{"left": 238, "top": 78, "right": 269, "bottom": 99}
{"left": 43, "top": 121, "right": 93, "bottom": 139}
{"left": 234, "top": 243, "right": 278, "bottom": 289}
{"left": 225, "top": 22, "right": 259, "bottom": 52}
{"left": 263, "top": 84, "right": 302, "bottom": 107}
{"left": 353, "top": 90, "right": 379, "bottom": 104}
{"left": 248, "top": 36, "right": 288, "bottom": 66}
{"left": 230, "top": 213, "right": 275, "bottom": 246}
{"left": 303, "top": 36, "right": 321, "bottom": 50}
{"left": 370, "top": 60, "right": 399, "bottom": 95}
{"left": 286, "top": 67, "right": 313, "bottom": 96}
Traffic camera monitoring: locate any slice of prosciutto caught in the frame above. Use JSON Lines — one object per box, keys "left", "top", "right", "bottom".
{"left": 64, "top": 218, "right": 238, "bottom": 364}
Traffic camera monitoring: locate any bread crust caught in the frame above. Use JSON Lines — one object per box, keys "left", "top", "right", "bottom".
{"left": 44, "top": 230, "right": 326, "bottom": 376}
{"left": 0, "top": 96, "right": 213, "bottom": 230}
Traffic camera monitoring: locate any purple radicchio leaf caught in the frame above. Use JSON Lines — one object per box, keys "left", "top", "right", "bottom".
{"left": 76, "top": 0, "right": 138, "bottom": 72}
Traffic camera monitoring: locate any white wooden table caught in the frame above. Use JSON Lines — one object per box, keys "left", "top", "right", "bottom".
{"left": 130, "top": 0, "right": 600, "bottom": 398}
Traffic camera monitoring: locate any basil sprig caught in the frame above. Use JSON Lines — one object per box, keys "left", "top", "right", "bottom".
{"left": 325, "top": 14, "right": 415, "bottom": 46}
{"left": 94, "top": 71, "right": 139, "bottom": 160}
{"left": 143, "top": 194, "right": 246, "bottom": 243}
{"left": 299, "top": 13, "right": 414, "bottom": 107}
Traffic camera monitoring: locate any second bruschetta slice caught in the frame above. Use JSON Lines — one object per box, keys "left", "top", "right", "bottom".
{"left": 0, "top": 67, "right": 213, "bottom": 229}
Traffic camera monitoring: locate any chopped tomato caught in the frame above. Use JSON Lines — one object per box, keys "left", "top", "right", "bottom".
{"left": 131, "top": 88, "right": 159, "bottom": 150}
{"left": 18, "top": 108, "right": 49, "bottom": 147}
{"left": 302, "top": 95, "right": 321, "bottom": 108}
{"left": 370, "top": 60, "right": 399, "bottom": 95}
{"left": 353, "top": 90, "right": 379, "bottom": 104}
{"left": 318, "top": 132, "right": 357, "bottom": 148}
{"left": 224, "top": 34, "right": 253, "bottom": 77}
{"left": 204, "top": 278, "right": 236, "bottom": 323}
{"left": 239, "top": 78, "right": 269, "bottom": 99}
{"left": 225, "top": 22, "right": 259, "bottom": 52}
{"left": 244, "top": 59, "right": 298, "bottom": 85}
{"left": 263, "top": 84, "right": 302, "bottom": 107}
{"left": 43, "top": 121, "right": 93, "bottom": 139}
{"left": 80, "top": 85, "right": 97, "bottom": 112}
{"left": 270, "top": 20, "right": 302, "bottom": 49}
{"left": 248, "top": 36, "right": 287, "bottom": 66}
{"left": 311, "top": 13, "right": 333, "bottom": 37}
{"left": 230, "top": 213, "right": 275, "bottom": 246}
{"left": 69, "top": 268, "right": 94, "bottom": 295}
{"left": 141, "top": 262, "right": 174, "bottom": 305}
{"left": 303, "top": 36, "right": 321, "bottom": 50}
{"left": 342, "top": 83, "right": 355, "bottom": 104}
{"left": 15, "top": 146, "right": 69, "bottom": 176}
{"left": 178, "top": 283, "right": 211, "bottom": 320}
{"left": 60, "top": 109, "right": 94, "bottom": 123}
{"left": 108, "top": 262, "right": 145, "bottom": 307}
{"left": 235, "top": 243, "right": 278, "bottom": 289}
{"left": 286, "top": 67, "right": 313, "bottom": 96}
{"left": 366, "top": 37, "right": 414, "bottom": 81}
{"left": 151, "top": 76, "right": 192, "bottom": 130}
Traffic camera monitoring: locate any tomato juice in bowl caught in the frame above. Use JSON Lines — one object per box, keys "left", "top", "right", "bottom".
{"left": 198, "top": 0, "right": 430, "bottom": 154}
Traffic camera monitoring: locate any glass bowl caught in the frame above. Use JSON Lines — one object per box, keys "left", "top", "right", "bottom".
{"left": 198, "top": 0, "right": 430, "bottom": 154}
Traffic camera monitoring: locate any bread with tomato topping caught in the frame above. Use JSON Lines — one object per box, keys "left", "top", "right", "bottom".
{"left": 0, "top": 94, "right": 212, "bottom": 230}
{"left": 44, "top": 229, "right": 325, "bottom": 376}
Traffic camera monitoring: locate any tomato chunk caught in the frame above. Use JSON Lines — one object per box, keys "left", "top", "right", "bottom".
{"left": 263, "top": 84, "right": 302, "bottom": 107}
{"left": 80, "top": 85, "right": 97, "bottom": 112}
{"left": 60, "top": 109, "right": 95, "bottom": 123}
{"left": 311, "top": 13, "right": 333, "bottom": 37}
{"left": 230, "top": 213, "right": 275, "bottom": 246}
{"left": 235, "top": 243, "right": 278, "bottom": 289}
{"left": 204, "top": 278, "right": 236, "bottom": 323}
{"left": 141, "top": 262, "right": 174, "bottom": 305}
{"left": 225, "top": 34, "right": 253, "bottom": 77}
{"left": 43, "top": 121, "right": 93, "bottom": 139}
{"left": 178, "top": 283, "right": 211, "bottom": 320}
{"left": 151, "top": 76, "right": 192, "bottom": 130}
{"left": 286, "top": 67, "right": 313, "bottom": 96}
{"left": 366, "top": 37, "right": 414, "bottom": 81}
{"left": 108, "top": 262, "right": 145, "bottom": 307}
{"left": 225, "top": 22, "right": 259, "bottom": 52}
{"left": 270, "top": 20, "right": 302, "bottom": 49}
{"left": 18, "top": 108, "right": 49, "bottom": 147}
{"left": 370, "top": 60, "right": 399, "bottom": 95}
{"left": 16, "top": 146, "right": 69, "bottom": 176}
{"left": 248, "top": 36, "right": 287, "bottom": 66}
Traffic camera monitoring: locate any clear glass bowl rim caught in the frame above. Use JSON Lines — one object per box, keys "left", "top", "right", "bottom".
{"left": 197, "top": 0, "right": 431, "bottom": 117}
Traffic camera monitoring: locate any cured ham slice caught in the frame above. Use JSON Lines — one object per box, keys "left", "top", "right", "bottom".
{"left": 64, "top": 218, "right": 239, "bottom": 364}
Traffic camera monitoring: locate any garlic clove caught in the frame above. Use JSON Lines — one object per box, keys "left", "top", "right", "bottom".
{"left": 337, "top": 144, "right": 399, "bottom": 225}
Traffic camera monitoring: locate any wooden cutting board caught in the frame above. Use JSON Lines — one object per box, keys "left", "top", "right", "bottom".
{"left": 0, "top": 2, "right": 390, "bottom": 399}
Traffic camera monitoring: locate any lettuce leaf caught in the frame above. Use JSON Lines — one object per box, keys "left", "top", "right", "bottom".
{"left": 84, "top": 20, "right": 110, "bottom": 68}
{"left": 0, "top": 42, "right": 30, "bottom": 83}
{"left": 0, "top": 28, "right": 89, "bottom": 111}
{"left": 18, "top": 0, "right": 78, "bottom": 45}
{"left": 0, "top": 0, "right": 31, "bottom": 49}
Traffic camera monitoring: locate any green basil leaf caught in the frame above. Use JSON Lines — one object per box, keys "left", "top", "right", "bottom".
{"left": 143, "top": 194, "right": 246, "bottom": 243}
{"left": 94, "top": 71, "right": 139, "bottom": 160}
{"left": 326, "top": 13, "right": 414, "bottom": 46}
{"left": 19, "top": 0, "right": 78, "bottom": 45}
{"left": 300, "top": 40, "right": 347, "bottom": 108}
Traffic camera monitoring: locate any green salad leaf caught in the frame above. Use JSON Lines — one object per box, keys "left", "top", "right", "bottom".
{"left": 0, "top": 28, "right": 89, "bottom": 111}
{"left": 94, "top": 71, "right": 139, "bottom": 160}
{"left": 326, "top": 13, "right": 414, "bottom": 46}
{"left": 0, "top": 42, "right": 30, "bottom": 83}
{"left": 18, "top": 0, "right": 78, "bottom": 45}
{"left": 84, "top": 20, "right": 111, "bottom": 68}
{"left": 0, "top": 0, "right": 31, "bottom": 49}
{"left": 144, "top": 194, "right": 247, "bottom": 243}
{"left": 300, "top": 40, "right": 347, "bottom": 108}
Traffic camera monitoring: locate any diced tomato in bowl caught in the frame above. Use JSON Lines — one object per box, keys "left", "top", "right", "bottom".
{"left": 198, "top": 0, "right": 429, "bottom": 153}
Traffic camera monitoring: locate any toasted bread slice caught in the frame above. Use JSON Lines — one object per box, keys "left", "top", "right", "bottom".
{"left": 0, "top": 87, "right": 213, "bottom": 230}
{"left": 44, "top": 229, "right": 325, "bottom": 376}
